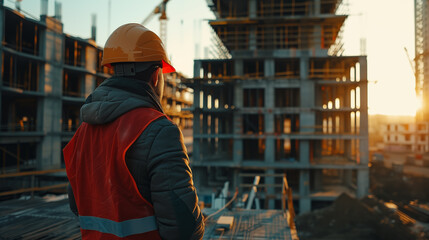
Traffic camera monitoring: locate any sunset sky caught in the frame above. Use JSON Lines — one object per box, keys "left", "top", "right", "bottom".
{"left": 4, "top": 0, "right": 417, "bottom": 116}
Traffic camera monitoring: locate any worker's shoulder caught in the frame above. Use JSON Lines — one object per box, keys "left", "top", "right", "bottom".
{"left": 135, "top": 116, "right": 179, "bottom": 147}
{"left": 146, "top": 116, "right": 180, "bottom": 134}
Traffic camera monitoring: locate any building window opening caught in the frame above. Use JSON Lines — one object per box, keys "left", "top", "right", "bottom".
{"left": 1, "top": 96, "right": 37, "bottom": 132}
{"left": 243, "top": 139, "right": 265, "bottom": 161}
{"left": 2, "top": 53, "right": 39, "bottom": 92}
{"left": 275, "top": 139, "right": 299, "bottom": 161}
{"left": 275, "top": 88, "right": 300, "bottom": 107}
{"left": 244, "top": 60, "right": 264, "bottom": 78}
{"left": 275, "top": 59, "right": 300, "bottom": 78}
{"left": 243, "top": 114, "right": 264, "bottom": 134}
{"left": 63, "top": 71, "right": 83, "bottom": 97}
{"left": 275, "top": 114, "right": 299, "bottom": 134}
{"left": 64, "top": 37, "right": 85, "bottom": 67}
{"left": 243, "top": 88, "right": 265, "bottom": 107}
{"left": 62, "top": 104, "right": 81, "bottom": 132}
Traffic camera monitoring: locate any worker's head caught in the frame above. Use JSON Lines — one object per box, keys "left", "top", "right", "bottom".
{"left": 101, "top": 23, "right": 175, "bottom": 100}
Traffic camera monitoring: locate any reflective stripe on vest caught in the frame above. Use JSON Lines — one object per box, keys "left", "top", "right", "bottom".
{"left": 79, "top": 215, "right": 158, "bottom": 238}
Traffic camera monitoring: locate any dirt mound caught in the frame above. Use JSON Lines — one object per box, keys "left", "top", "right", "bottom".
{"left": 296, "top": 193, "right": 418, "bottom": 240}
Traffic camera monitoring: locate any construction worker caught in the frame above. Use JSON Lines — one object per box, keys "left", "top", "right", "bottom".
{"left": 64, "top": 23, "right": 204, "bottom": 239}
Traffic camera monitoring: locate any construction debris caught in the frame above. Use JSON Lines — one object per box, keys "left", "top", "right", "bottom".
{"left": 296, "top": 193, "right": 427, "bottom": 240}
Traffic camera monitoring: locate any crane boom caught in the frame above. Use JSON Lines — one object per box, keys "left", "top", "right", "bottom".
{"left": 142, "top": 9, "right": 158, "bottom": 26}
{"left": 404, "top": 47, "right": 416, "bottom": 76}
{"left": 141, "top": 0, "right": 169, "bottom": 46}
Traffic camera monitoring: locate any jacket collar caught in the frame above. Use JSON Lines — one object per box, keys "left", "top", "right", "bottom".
{"left": 99, "top": 76, "right": 165, "bottom": 114}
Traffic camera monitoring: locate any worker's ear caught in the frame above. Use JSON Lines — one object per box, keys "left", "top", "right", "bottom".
{"left": 151, "top": 68, "right": 161, "bottom": 87}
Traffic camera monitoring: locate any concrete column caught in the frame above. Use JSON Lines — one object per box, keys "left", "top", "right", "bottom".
{"left": 359, "top": 57, "right": 369, "bottom": 165}
{"left": 299, "top": 55, "right": 312, "bottom": 213}
{"left": 85, "top": 46, "right": 96, "bottom": 98}
{"left": 233, "top": 60, "right": 243, "bottom": 163}
{"left": 233, "top": 81, "right": 243, "bottom": 163}
{"left": 357, "top": 168, "right": 369, "bottom": 198}
{"left": 249, "top": 0, "right": 257, "bottom": 18}
{"left": 248, "top": 0, "right": 257, "bottom": 50}
{"left": 193, "top": 60, "right": 202, "bottom": 78}
{"left": 357, "top": 57, "right": 369, "bottom": 197}
{"left": 314, "top": 25, "right": 322, "bottom": 51}
{"left": 264, "top": 59, "right": 275, "bottom": 163}
{"left": 249, "top": 27, "right": 257, "bottom": 51}
{"left": 193, "top": 82, "right": 201, "bottom": 162}
{"left": 264, "top": 59, "right": 275, "bottom": 209}
{"left": 210, "top": 111, "right": 216, "bottom": 155}
{"left": 299, "top": 56, "right": 314, "bottom": 165}
{"left": 314, "top": 0, "right": 321, "bottom": 15}
{"left": 299, "top": 170, "right": 311, "bottom": 213}
{"left": 38, "top": 16, "right": 63, "bottom": 169}
{"left": 202, "top": 87, "right": 208, "bottom": 159}
{"left": 312, "top": 0, "right": 322, "bottom": 52}
{"left": 265, "top": 169, "right": 275, "bottom": 209}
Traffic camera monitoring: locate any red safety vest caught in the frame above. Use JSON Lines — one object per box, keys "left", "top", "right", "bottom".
{"left": 64, "top": 108, "right": 165, "bottom": 239}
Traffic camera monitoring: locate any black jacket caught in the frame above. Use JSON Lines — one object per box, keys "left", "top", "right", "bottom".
{"left": 68, "top": 76, "right": 204, "bottom": 240}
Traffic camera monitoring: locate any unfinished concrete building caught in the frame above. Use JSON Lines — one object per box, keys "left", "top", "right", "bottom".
{"left": 0, "top": 3, "right": 193, "bottom": 177}
{"left": 186, "top": 0, "right": 369, "bottom": 213}
{"left": 162, "top": 72, "right": 193, "bottom": 130}
{"left": 0, "top": 4, "right": 112, "bottom": 174}
{"left": 0, "top": 2, "right": 120, "bottom": 184}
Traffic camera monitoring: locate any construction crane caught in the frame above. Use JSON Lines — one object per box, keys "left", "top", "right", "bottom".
{"left": 141, "top": 0, "right": 169, "bottom": 46}
{"left": 404, "top": 47, "right": 420, "bottom": 98}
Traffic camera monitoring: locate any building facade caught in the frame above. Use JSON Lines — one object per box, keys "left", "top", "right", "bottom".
{"left": 186, "top": 0, "right": 369, "bottom": 213}
{"left": 383, "top": 122, "right": 429, "bottom": 153}
{"left": 0, "top": 4, "right": 192, "bottom": 176}
{"left": 0, "top": 5, "right": 111, "bottom": 173}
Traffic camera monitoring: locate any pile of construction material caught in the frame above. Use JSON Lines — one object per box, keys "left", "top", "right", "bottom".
{"left": 296, "top": 193, "right": 428, "bottom": 240}
{"left": 0, "top": 196, "right": 80, "bottom": 239}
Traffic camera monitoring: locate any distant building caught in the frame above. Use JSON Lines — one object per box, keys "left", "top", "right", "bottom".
{"left": 383, "top": 122, "right": 429, "bottom": 153}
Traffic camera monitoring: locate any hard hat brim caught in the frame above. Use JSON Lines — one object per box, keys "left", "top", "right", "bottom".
{"left": 162, "top": 60, "right": 176, "bottom": 73}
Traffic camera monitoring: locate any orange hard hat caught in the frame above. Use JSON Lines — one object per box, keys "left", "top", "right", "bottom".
{"left": 101, "top": 23, "right": 175, "bottom": 73}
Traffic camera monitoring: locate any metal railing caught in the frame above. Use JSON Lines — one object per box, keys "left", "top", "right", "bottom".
{"left": 281, "top": 174, "right": 296, "bottom": 229}
{"left": 0, "top": 169, "right": 68, "bottom": 198}
{"left": 238, "top": 173, "right": 297, "bottom": 228}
